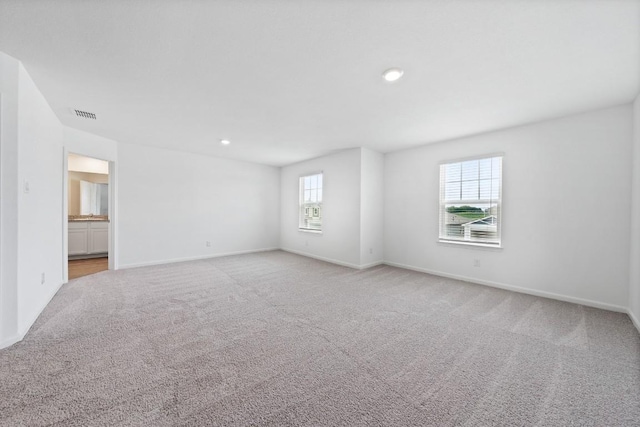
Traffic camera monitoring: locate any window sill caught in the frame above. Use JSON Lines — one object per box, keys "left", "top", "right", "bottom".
{"left": 438, "top": 239, "right": 502, "bottom": 250}
{"left": 299, "top": 228, "right": 323, "bottom": 234}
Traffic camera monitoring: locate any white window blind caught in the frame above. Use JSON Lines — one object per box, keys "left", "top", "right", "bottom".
{"left": 439, "top": 156, "right": 502, "bottom": 245}
{"left": 299, "top": 173, "right": 323, "bottom": 231}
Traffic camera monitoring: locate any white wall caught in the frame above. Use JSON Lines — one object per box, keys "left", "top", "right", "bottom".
{"left": 360, "top": 148, "right": 384, "bottom": 267}
{"left": 280, "top": 148, "right": 363, "bottom": 267}
{"left": 0, "top": 52, "right": 21, "bottom": 346}
{"left": 630, "top": 96, "right": 640, "bottom": 329}
{"left": 117, "top": 142, "right": 280, "bottom": 268}
{"left": 1, "top": 49, "right": 637, "bottom": 347}
{"left": 0, "top": 53, "right": 121, "bottom": 348}
{"left": 2, "top": 51, "right": 284, "bottom": 348}
{"left": 279, "top": 147, "right": 385, "bottom": 269}
{"left": 385, "top": 105, "right": 633, "bottom": 311}
{"left": 16, "top": 63, "right": 66, "bottom": 333}
{"left": 64, "top": 127, "right": 118, "bottom": 163}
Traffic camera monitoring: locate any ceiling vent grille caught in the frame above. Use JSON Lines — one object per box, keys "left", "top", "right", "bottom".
{"left": 74, "top": 109, "right": 96, "bottom": 120}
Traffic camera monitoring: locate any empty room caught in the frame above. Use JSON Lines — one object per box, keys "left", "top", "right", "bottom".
{"left": 1, "top": 1, "right": 639, "bottom": 426}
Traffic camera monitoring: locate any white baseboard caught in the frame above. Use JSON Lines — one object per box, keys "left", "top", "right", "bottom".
{"left": 4, "top": 250, "right": 635, "bottom": 351}
{"left": 20, "top": 280, "right": 66, "bottom": 335}
{"left": 280, "top": 248, "right": 383, "bottom": 270}
{"left": 383, "top": 261, "right": 628, "bottom": 314}
{"left": 359, "top": 260, "right": 385, "bottom": 270}
{"left": 628, "top": 309, "right": 640, "bottom": 334}
{"left": 119, "top": 247, "right": 280, "bottom": 270}
{"left": 0, "top": 334, "right": 24, "bottom": 350}
{"left": 0, "top": 280, "right": 65, "bottom": 350}
{"left": 280, "top": 248, "right": 361, "bottom": 269}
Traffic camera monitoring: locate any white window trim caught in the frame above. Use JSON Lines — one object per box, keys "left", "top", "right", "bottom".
{"left": 438, "top": 154, "right": 503, "bottom": 247}
{"left": 437, "top": 239, "right": 503, "bottom": 250}
{"left": 437, "top": 152, "right": 505, "bottom": 166}
{"left": 298, "top": 171, "right": 323, "bottom": 233}
{"left": 299, "top": 228, "right": 323, "bottom": 234}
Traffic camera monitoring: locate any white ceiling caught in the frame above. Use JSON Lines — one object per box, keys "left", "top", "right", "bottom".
{"left": 1, "top": 1, "right": 639, "bottom": 166}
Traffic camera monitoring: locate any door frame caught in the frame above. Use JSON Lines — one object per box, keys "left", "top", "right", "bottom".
{"left": 62, "top": 148, "right": 118, "bottom": 283}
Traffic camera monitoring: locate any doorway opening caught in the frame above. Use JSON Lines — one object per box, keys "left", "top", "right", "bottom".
{"left": 66, "top": 153, "right": 110, "bottom": 280}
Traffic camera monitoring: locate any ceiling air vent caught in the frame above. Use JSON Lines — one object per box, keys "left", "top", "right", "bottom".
{"left": 74, "top": 109, "right": 96, "bottom": 120}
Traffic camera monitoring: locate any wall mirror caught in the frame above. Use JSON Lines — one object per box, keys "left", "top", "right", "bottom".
{"left": 80, "top": 181, "right": 108, "bottom": 215}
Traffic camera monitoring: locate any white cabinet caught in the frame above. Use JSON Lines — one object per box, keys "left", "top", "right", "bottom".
{"left": 68, "top": 221, "right": 108, "bottom": 258}
{"left": 89, "top": 221, "right": 109, "bottom": 254}
{"left": 68, "top": 222, "right": 89, "bottom": 255}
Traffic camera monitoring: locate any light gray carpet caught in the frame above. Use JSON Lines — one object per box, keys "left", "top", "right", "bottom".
{"left": 1, "top": 250, "right": 639, "bottom": 426}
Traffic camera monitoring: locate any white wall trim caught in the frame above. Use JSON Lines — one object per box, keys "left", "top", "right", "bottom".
{"left": 123, "top": 246, "right": 384, "bottom": 272}
{"left": 628, "top": 309, "right": 640, "bottom": 335}
{"left": 281, "top": 248, "right": 382, "bottom": 270}
{"left": 279, "top": 248, "right": 361, "bottom": 269}
{"left": 63, "top": 149, "right": 119, "bottom": 277}
{"left": 360, "top": 260, "right": 384, "bottom": 270}
{"left": 384, "top": 260, "right": 628, "bottom": 313}
{"left": 3, "top": 251, "right": 636, "bottom": 350}
{"left": 119, "top": 247, "right": 280, "bottom": 269}
{"left": 0, "top": 334, "right": 23, "bottom": 350}
{"left": 1, "top": 279, "right": 65, "bottom": 350}
{"left": 62, "top": 148, "right": 69, "bottom": 284}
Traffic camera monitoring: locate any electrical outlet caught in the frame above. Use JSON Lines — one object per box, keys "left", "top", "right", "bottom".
{"left": 41, "top": 273, "right": 45, "bottom": 284}
{"left": 206, "top": 241, "right": 211, "bottom": 247}
{"left": 474, "top": 259, "right": 481, "bottom": 268}
{"left": 24, "top": 180, "right": 30, "bottom": 194}
{"left": 369, "top": 247, "right": 373, "bottom": 254}
{"left": 305, "top": 240, "right": 309, "bottom": 246}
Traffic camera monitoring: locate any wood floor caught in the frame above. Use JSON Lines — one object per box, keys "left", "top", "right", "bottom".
{"left": 68, "top": 257, "right": 108, "bottom": 279}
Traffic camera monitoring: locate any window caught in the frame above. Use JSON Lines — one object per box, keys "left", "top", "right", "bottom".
{"left": 299, "top": 173, "right": 323, "bottom": 231}
{"left": 439, "top": 155, "right": 502, "bottom": 246}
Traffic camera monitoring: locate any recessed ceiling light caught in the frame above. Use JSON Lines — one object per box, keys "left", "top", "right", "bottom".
{"left": 220, "top": 139, "right": 231, "bottom": 145}
{"left": 382, "top": 68, "right": 404, "bottom": 83}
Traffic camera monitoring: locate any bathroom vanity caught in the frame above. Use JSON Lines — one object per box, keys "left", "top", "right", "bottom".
{"left": 68, "top": 217, "right": 109, "bottom": 259}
